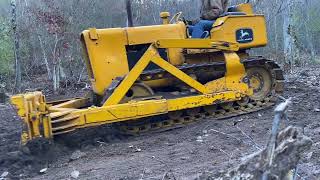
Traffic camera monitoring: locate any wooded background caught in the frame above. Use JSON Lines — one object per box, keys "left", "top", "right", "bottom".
{"left": 0, "top": 0, "right": 319, "bottom": 92}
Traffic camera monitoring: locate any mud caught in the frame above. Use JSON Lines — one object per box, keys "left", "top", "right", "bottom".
{"left": 0, "top": 66, "right": 319, "bottom": 179}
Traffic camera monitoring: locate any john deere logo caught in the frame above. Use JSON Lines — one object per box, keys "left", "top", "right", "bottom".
{"left": 236, "top": 29, "right": 253, "bottom": 43}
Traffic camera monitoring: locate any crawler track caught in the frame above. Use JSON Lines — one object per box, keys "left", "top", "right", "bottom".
{"left": 113, "top": 57, "right": 284, "bottom": 134}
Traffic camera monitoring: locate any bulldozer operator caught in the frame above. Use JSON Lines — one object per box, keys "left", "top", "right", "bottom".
{"left": 189, "top": 0, "right": 229, "bottom": 38}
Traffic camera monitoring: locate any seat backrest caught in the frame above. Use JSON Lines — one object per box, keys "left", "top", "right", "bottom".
{"left": 210, "top": 15, "right": 268, "bottom": 50}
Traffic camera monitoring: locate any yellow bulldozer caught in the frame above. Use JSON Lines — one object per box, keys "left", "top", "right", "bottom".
{"left": 11, "top": 2, "right": 284, "bottom": 145}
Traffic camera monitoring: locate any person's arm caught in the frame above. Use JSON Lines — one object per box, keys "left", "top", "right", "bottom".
{"left": 201, "top": 0, "right": 223, "bottom": 20}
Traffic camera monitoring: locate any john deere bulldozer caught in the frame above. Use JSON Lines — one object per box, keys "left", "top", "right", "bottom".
{"left": 11, "top": 2, "right": 284, "bottom": 145}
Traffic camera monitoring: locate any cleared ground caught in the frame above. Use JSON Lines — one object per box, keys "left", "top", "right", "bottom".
{"left": 0, "top": 66, "right": 319, "bottom": 180}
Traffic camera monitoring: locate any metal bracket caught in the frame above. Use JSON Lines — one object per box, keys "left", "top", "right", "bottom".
{"left": 89, "top": 28, "right": 99, "bottom": 40}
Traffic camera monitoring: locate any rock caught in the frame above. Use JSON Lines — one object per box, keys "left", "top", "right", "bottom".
{"left": 7, "top": 151, "right": 22, "bottom": 159}
{"left": 166, "top": 142, "right": 175, "bottom": 146}
{"left": 180, "top": 157, "right": 189, "bottom": 160}
{"left": 313, "top": 169, "right": 320, "bottom": 176}
{"left": 71, "top": 170, "right": 80, "bottom": 179}
{"left": 39, "top": 168, "right": 47, "bottom": 174}
{"left": 314, "top": 108, "right": 320, "bottom": 112}
{"left": 314, "top": 142, "right": 320, "bottom": 147}
{"left": 300, "top": 71, "right": 309, "bottom": 77}
{"left": 305, "top": 152, "right": 313, "bottom": 161}
{"left": 196, "top": 136, "right": 203, "bottom": 143}
{"left": 144, "top": 168, "right": 152, "bottom": 174}
{"left": 135, "top": 148, "right": 142, "bottom": 152}
{"left": 21, "top": 146, "right": 31, "bottom": 155}
{"left": 70, "top": 150, "right": 86, "bottom": 161}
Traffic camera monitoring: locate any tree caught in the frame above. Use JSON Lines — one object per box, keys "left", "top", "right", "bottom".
{"left": 283, "top": 0, "right": 295, "bottom": 71}
{"left": 31, "top": 0, "right": 67, "bottom": 92}
{"left": 11, "top": 0, "right": 21, "bottom": 92}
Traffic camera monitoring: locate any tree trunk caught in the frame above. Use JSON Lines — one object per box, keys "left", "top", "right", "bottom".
{"left": 283, "top": 0, "right": 294, "bottom": 72}
{"left": 274, "top": 0, "right": 278, "bottom": 56}
{"left": 11, "top": 0, "right": 22, "bottom": 93}
{"left": 305, "top": 0, "right": 316, "bottom": 63}
{"left": 38, "top": 35, "right": 52, "bottom": 79}
{"left": 52, "top": 34, "right": 60, "bottom": 93}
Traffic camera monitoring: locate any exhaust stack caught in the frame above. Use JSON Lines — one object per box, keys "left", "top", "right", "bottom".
{"left": 126, "top": 0, "right": 133, "bottom": 27}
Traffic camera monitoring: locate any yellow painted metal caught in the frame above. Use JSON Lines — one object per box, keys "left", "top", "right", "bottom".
{"left": 155, "top": 39, "right": 239, "bottom": 51}
{"left": 10, "top": 92, "right": 51, "bottom": 144}
{"left": 160, "top": 12, "right": 170, "bottom": 24}
{"left": 236, "top": 3, "right": 254, "bottom": 14}
{"left": 167, "top": 92, "right": 238, "bottom": 111}
{"left": 246, "top": 67, "right": 272, "bottom": 101}
{"left": 81, "top": 12, "right": 267, "bottom": 96}
{"left": 126, "top": 23, "right": 186, "bottom": 45}
{"left": 88, "top": 28, "right": 99, "bottom": 40}
{"left": 205, "top": 52, "right": 252, "bottom": 95}
{"left": 42, "top": 116, "right": 52, "bottom": 139}
{"left": 103, "top": 45, "right": 159, "bottom": 106}
{"left": 151, "top": 55, "right": 209, "bottom": 94}
{"left": 81, "top": 23, "right": 187, "bottom": 96}
{"left": 33, "top": 91, "right": 240, "bottom": 131}
{"left": 51, "top": 98, "right": 89, "bottom": 109}
{"left": 167, "top": 48, "right": 185, "bottom": 66}
{"left": 81, "top": 28, "right": 129, "bottom": 95}
{"left": 144, "top": 78, "right": 175, "bottom": 88}
{"left": 49, "top": 109, "right": 75, "bottom": 118}
{"left": 72, "top": 91, "right": 239, "bottom": 127}
{"left": 126, "top": 23, "right": 186, "bottom": 66}
{"left": 211, "top": 15, "right": 267, "bottom": 49}
{"left": 84, "top": 100, "right": 168, "bottom": 125}
{"left": 49, "top": 107, "right": 78, "bottom": 112}
{"left": 103, "top": 44, "right": 210, "bottom": 106}
{"left": 185, "top": 48, "right": 220, "bottom": 55}
{"left": 250, "top": 76, "right": 261, "bottom": 90}
{"left": 223, "top": 52, "right": 249, "bottom": 93}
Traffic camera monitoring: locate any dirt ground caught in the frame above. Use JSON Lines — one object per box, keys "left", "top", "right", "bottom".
{"left": 0, "top": 66, "right": 319, "bottom": 180}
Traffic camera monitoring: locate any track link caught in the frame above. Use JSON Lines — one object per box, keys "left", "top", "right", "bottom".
{"left": 117, "top": 97, "right": 274, "bottom": 135}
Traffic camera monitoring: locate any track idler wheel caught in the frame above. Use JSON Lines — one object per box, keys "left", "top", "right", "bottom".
{"left": 246, "top": 67, "right": 272, "bottom": 101}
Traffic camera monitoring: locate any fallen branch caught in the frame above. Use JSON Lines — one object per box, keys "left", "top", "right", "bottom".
{"left": 208, "top": 129, "right": 242, "bottom": 142}
{"left": 263, "top": 98, "right": 292, "bottom": 179}
{"left": 199, "top": 126, "right": 312, "bottom": 180}
{"left": 198, "top": 98, "right": 312, "bottom": 180}
{"left": 235, "top": 125, "right": 262, "bottom": 150}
